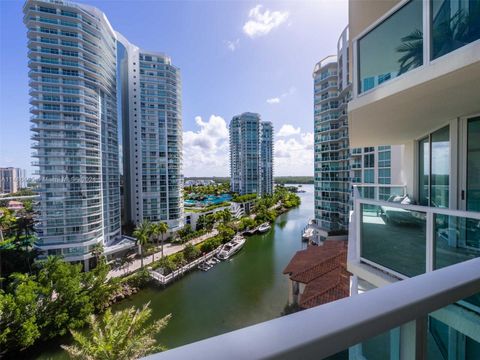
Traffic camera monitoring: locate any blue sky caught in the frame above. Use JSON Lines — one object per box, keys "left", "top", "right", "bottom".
{"left": 0, "top": 0, "right": 348, "bottom": 177}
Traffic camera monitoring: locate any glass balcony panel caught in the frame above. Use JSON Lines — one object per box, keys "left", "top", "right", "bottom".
{"left": 431, "top": 0, "right": 480, "bottom": 60}
{"left": 428, "top": 299, "right": 480, "bottom": 359}
{"left": 358, "top": 0, "right": 423, "bottom": 93}
{"left": 435, "top": 214, "right": 480, "bottom": 269}
{"left": 360, "top": 203, "right": 426, "bottom": 277}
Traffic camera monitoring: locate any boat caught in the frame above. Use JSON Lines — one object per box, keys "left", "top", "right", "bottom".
{"left": 243, "top": 228, "right": 256, "bottom": 236}
{"left": 257, "top": 222, "right": 271, "bottom": 233}
{"left": 207, "top": 259, "right": 217, "bottom": 266}
{"left": 217, "top": 236, "right": 246, "bottom": 260}
{"left": 302, "top": 227, "right": 314, "bottom": 242}
{"left": 198, "top": 262, "right": 213, "bottom": 271}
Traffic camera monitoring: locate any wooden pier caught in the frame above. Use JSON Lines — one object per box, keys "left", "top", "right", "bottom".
{"left": 149, "top": 247, "right": 222, "bottom": 285}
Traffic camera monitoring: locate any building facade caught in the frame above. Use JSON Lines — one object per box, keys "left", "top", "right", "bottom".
{"left": 347, "top": 0, "right": 480, "bottom": 357}
{"left": 117, "top": 35, "right": 183, "bottom": 232}
{"left": 260, "top": 121, "right": 274, "bottom": 195}
{"left": 229, "top": 113, "right": 273, "bottom": 196}
{"left": 24, "top": 0, "right": 122, "bottom": 268}
{"left": 0, "top": 167, "right": 26, "bottom": 194}
{"left": 313, "top": 26, "right": 404, "bottom": 241}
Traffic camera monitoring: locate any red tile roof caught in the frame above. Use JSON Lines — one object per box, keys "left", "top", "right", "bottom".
{"left": 283, "top": 240, "right": 349, "bottom": 309}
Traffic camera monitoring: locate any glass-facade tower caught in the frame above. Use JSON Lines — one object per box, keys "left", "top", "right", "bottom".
{"left": 24, "top": 0, "right": 121, "bottom": 266}
{"left": 230, "top": 113, "right": 273, "bottom": 196}
{"left": 117, "top": 34, "right": 183, "bottom": 230}
{"left": 313, "top": 26, "right": 404, "bottom": 239}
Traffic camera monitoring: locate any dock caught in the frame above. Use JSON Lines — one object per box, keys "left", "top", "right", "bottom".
{"left": 149, "top": 247, "right": 222, "bottom": 285}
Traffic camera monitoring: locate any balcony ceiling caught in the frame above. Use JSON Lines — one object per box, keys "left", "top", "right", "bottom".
{"left": 348, "top": 45, "right": 480, "bottom": 147}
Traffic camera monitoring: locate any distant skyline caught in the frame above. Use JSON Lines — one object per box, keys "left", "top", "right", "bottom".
{"left": 0, "top": 0, "right": 348, "bottom": 177}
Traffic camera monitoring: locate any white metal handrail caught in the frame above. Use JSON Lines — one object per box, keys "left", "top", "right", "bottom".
{"left": 143, "top": 258, "right": 480, "bottom": 360}
{"left": 356, "top": 197, "right": 480, "bottom": 221}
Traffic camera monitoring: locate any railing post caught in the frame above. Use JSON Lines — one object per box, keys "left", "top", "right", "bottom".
{"left": 426, "top": 211, "right": 434, "bottom": 272}
{"left": 355, "top": 198, "right": 361, "bottom": 261}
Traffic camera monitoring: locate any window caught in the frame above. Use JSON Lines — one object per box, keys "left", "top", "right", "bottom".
{"left": 378, "top": 150, "right": 391, "bottom": 168}
{"left": 378, "top": 168, "right": 391, "bottom": 184}
{"left": 61, "top": 10, "right": 77, "bottom": 18}
{"left": 431, "top": 0, "right": 480, "bottom": 60}
{"left": 364, "top": 169, "right": 374, "bottom": 183}
{"left": 358, "top": 0, "right": 423, "bottom": 93}
{"left": 364, "top": 153, "right": 375, "bottom": 168}
{"left": 39, "top": 6, "right": 56, "bottom": 14}
{"left": 62, "top": 69, "right": 78, "bottom": 76}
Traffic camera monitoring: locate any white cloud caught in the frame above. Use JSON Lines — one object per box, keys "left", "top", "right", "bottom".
{"left": 225, "top": 39, "right": 240, "bottom": 51}
{"left": 183, "top": 115, "right": 229, "bottom": 177}
{"left": 266, "top": 97, "right": 280, "bottom": 104}
{"left": 274, "top": 129, "right": 314, "bottom": 175}
{"left": 243, "top": 5, "right": 289, "bottom": 38}
{"left": 266, "top": 87, "right": 296, "bottom": 105}
{"left": 277, "top": 124, "right": 301, "bottom": 137}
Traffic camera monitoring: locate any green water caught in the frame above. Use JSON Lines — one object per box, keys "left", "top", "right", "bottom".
{"left": 33, "top": 185, "right": 313, "bottom": 359}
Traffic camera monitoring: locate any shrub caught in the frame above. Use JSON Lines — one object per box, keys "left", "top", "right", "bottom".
{"left": 183, "top": 243, "right": 200, "bottom": 262}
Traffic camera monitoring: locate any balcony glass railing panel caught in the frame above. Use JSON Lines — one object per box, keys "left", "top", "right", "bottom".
{"left": 434, "top": 214, "right": 480, "bottom": 291}
{"left": 360, "top": 203, "right": 426, "bottom": 277}
{"left": 353, "top": 327, "right": 401, "bottom": 360}
{"left": 358, "top": 0, "right": 423, "bottom": 93}
{"left": 431, "top": 0, "right": 480, "bottom": 60}
{"left": 427, "top": 298, "right": 480, "bottom": 359}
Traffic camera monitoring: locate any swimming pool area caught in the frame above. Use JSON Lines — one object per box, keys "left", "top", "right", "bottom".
{"left": 184, "top": 193, "right": 232, "bottom": 207}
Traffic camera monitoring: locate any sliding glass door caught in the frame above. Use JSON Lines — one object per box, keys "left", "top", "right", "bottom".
{"left": 467, "top": 117, "right": 480, "bottom": 214}
{"left": 418, "top": 125, "right": 450, "bottom": 207}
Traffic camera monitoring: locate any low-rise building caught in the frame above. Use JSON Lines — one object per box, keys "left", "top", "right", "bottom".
{"left": 283, "top": 240, "right": 349, "bottom": 310}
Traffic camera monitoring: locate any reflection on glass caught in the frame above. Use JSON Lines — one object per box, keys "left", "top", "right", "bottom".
{"left": 431, "top": 0, "right": 480, "bottom": 60}
{"left": 358, "top": 0, "right": 423, "bottom": 93}
{"left": 431, "top": 126, "right": 449, "bottom": 208}
{"left": 419, "top": 137, "right": 430, "bottom": 206}
{"left": 418, "top": 126, "right": 450, "bottom": 208}
{"left": 360, "top": 204, "right": 426, "bottom": 277}
{"left": 467, "top": 117, "right": 480, "bottom": 213}
{"left": 358, "top": 328, "right": 400, "bottom": 360}
{"left": 428, "top": 310, "right": 480, "bottom": 359}
{"left": 434, "top": 214, "right": 480, "bottom": 268}
{"left": 435, "top": 213, "right": 480, "bottom": 308}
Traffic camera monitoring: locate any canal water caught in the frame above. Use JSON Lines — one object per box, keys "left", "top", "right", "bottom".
{"left": 34, "top": 184, "right": 313, "bottom": 359}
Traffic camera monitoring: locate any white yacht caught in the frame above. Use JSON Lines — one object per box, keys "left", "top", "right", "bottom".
{"left": 257, "top": 222, "right": 271, "bottom": 234}
{"left": 217, "top": 236, "right": 246, "bottom": 260}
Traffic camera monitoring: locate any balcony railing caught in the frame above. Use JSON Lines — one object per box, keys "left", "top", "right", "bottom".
{"left": 143, "top": 257, "right": 480, "bottom": 359}
{"left": 354, "top": 197, "right": 480, "bottom": 279}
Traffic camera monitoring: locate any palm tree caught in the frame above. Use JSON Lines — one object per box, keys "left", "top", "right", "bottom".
{"left": 62, "top": 303, "right": 171, "bottom": 360}
{"left": 133, "top": 220, "right": 151, "bottom": 269}
{"left": 157, "top": 222, "right": 169, "bottom": 259}
{"left": 149, "top": 223, "right": 161, "bottom": 263}
{"left": 90, "top": 243, "right": 104, "bottom": 267}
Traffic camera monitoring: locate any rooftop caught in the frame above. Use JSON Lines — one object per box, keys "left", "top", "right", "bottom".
{"left": 283, "top": 240, "right": 349, "bottom": 308}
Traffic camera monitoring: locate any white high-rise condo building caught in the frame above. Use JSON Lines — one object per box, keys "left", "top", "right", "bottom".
{"left": 260, "top": 121, "right": 274, "bottom": 195}
{"left": 230, "top": 113, "right": 273, "bottom": 196}
{"left": 0, "top": 167, "right": 27, "bottom": 194}
{"left": 24, "top": 0, "right": 122, "bottom": 269}
{"left": 117, "top": 35, "right": 183, "bottom": 231}
{"left": 24, "top": 0, "right": 184, "bottom": 268}
{"left": 313, "top": 26, "right": 404, "bottom": 242}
